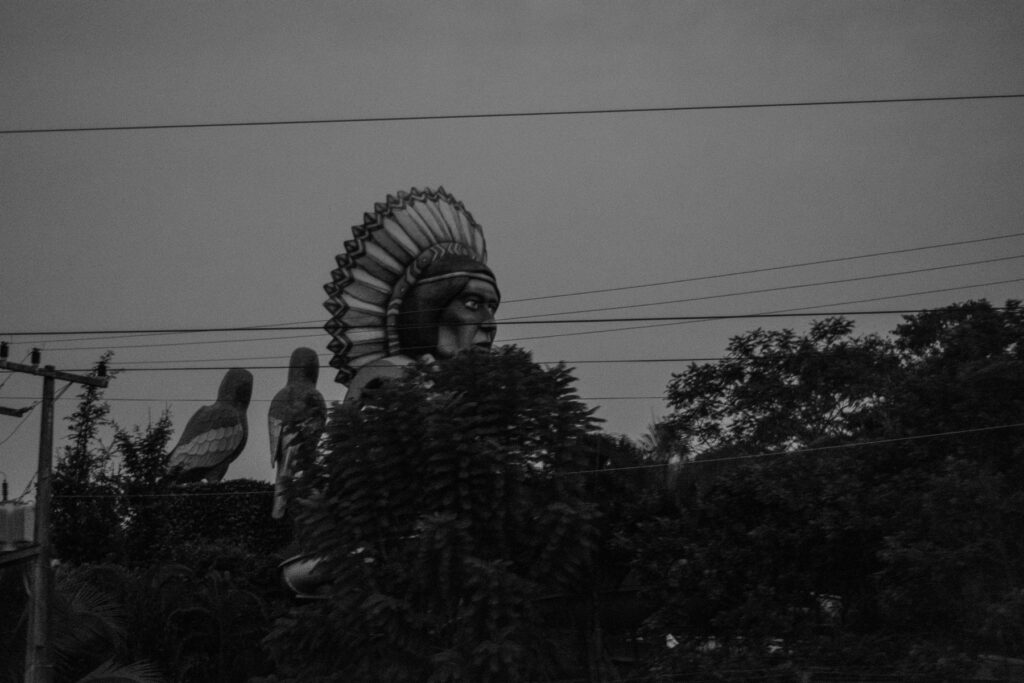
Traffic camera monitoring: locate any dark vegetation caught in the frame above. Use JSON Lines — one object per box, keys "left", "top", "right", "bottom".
{"left": 1, "top": 299, "right": 1022, "bottom": 681}
{"left": 263, "top": 347, "right": 602, "bottom": 682}
{"left": 635, "top": 300, "right": 1024, "bottom": 680}
{"left": 2, "top": 355, "right": 290, "bottom": 683}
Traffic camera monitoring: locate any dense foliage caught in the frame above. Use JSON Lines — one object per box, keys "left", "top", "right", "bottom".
{"left": 636, "top": 300, "right": 1024, "bottom": 677}
{"left": 9, "top": 300, "right": 1023, "bottom": 681}
{"left": 265, "top": 346, "right": 601, "bottom": 682}
{"left": 51, "top": 353, "right": 124, "bottom": 564}
{"left": 3, "top": 354, "right": 292, "bottom": 682}
{"left": 50, "top": 361, "right": 289, "bottom": 567}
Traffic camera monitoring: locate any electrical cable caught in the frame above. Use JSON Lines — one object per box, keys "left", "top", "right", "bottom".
{"left": 30, "top": 307, "right": 982, "bottom": 357}
{"left": 7, "top": 232, "right": 1019, "bottom": 343}
{"left": 0, "top": 370, "right": 75, "bottom": 450}
{"left": 502, "top": 231, "right": 1024, "bottom": 305}
{"left": 502, "top": 253, "right": 1024, "bottom": 321}
{"left": 3, "top": 287, "right": 1017, "bottom": 381}
{"left": 11, "top": 279, "right": 1020, "bottom": 362}
{"left": 53, "top": 489, "right": 275, "bottom": 499}
{"left": 0, "top": 382, "right": 74, "bottom": 459}
{"left": 18, "top": 308, "right": 922, "bottom": 351}
{"left": 13, "top": 263, "right": 1022, "bottom": 349}
{"left": 4, "top": 320, "right": 321, "bottom": 347}
{"left": 502, "top": 276, "right": 1024, "bottom": 343}
{"left": 35, "top": 299, "right": 1016, "bottom": 369}
{"left": 0, "top": 406, "right": 37, "bottom": 448}
{"left": 44, "top": 421, "right": 1024, "bottom": 497}
{"left": 0, "top": 394, "right": 667, "bottom": 404}
{"left": 89, "top": 354, "right": 727, "bottom": 369}
{"left": 0, "top": 350, "right": 34, "bottom": 392}
{"left": 2, "top": 93, "right": 1022, "bottom": 136}
{"left": 47, "top": 332, "right": 322, "bottom": 353}
{"left": 16, "top": 473, "right": 36, "bottom": 501}
{"left": 501, "top": 274, "right": 1024, "bottom": 344}
{"left": 554, "top": 421, "right": 1024, "bottom": 478}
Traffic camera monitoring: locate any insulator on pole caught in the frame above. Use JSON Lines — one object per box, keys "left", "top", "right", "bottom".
{"left": 30, "top": 348, "right": 40, "bottom": 366}
{"left": 0, "top": 342, "right": 8, "bottom": 360}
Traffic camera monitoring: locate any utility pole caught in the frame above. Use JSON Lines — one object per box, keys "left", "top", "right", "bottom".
{"left": 0, "top": 345, "right": 108, "bottom": 683}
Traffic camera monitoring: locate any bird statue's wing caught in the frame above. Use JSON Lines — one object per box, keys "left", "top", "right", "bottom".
{"left": 167, "top": 403, "right": 247, "bottom": 474}
{"left": 268, "top": 411, "right": 285, "bottom": 469}
{"left": 269, "top": 386, "right": 327, "bottom": 519}
{"left": 271, "top": 425, "right": 303, "bottom": 519}
{"left": 268, "top": 384, "right": 291, "bottom": 469}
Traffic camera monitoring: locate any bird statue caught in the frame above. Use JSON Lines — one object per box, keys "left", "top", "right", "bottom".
{"left": 167, "top": 368, "right": 253, "bottom": 483}
{"left": 268, "top": 347, "right": 326, "bottom": 519}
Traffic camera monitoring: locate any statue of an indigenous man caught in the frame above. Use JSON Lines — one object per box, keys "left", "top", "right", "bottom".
{"left": 324, "top": 186, "right": 500, "bottom": 403}
{"left": 282, "top": 187, "right": 500, "bottom": 596}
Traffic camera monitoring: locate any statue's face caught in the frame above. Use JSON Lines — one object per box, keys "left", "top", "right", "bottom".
{"left": 435, "top": 278, "right": 500, "bottom": 358}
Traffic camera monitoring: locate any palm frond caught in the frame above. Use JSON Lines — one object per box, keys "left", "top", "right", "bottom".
{"left": 76, "top": 659, "right": 164, "bottom": 683}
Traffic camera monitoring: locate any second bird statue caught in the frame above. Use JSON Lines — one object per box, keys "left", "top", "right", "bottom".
{"left": 269, "top": 347, "right": 326, "bottom": 519}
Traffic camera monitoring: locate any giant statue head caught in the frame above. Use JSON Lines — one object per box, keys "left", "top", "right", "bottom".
{"left": 323, "top": 187, "right": 500, "bottom": 386}
{"left": 395, "top": 252, "right": 500, "bottom": 359}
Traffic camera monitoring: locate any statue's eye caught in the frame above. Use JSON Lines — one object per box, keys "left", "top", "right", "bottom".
{"left": 463, "top": 298, "right": 480, "bottom": 311}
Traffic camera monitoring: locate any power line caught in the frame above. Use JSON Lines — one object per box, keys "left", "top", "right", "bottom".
{"left": 49, "top": 332, "right": 321, "bottom": 352}
{"left": 0, "top": 394, "right": 668, "bottom": 403}
{"left": 9, "top": 283, "right": 1020, "bottom": 358}
{"left": 32, "top": 289, "right": 1003, "bottom": 381}
{"left": 8, "top": 232, "right": 1019, "bottom": 343}
{"left": 503, "top": 277, "right": 1024, "bottom": 343}
{"left": 7, "top": 327, "right": 319, "bottom": 339}
{"left": 0, "top": 406, "right": 37, "bottom": 448}
{"left": 2, "top": 93, "right": 1022, "bottom": 136}
{"left": 9, "top": 278, "right": 1021, "bottom": 344}
{"left": 502, "top": 254, "right": 1024, "bottom": 320}
{"left": 556, "top": 421, "right": 1024, "bottom": 477}
{"left": 6, "top": 284, "right": 1018, "bottom": 367}
{"left": 42, "top": 421, "right": 1024, "bottom": 496}
{"left": 0, "top": 309, "right": 968, "bottom": 341}
{"left": 53, "top": 489, "right": 274, "bottom": 499}
{"left": 0, "top": 349, "right": 34, "bottom": 392}
{"left": 16, "top": 474, "right": 36, "bottom": 502}
{"left": 0, "top": 383, "right": 75, "bottom": 450}
{"left": 2, "top": 279, "right": 1017, "bottom": 376}
{"left": 83, "top": 353, "right": 731, "bottom": 369}
{"left": 503, "top": 231, "right": 1024, "bottom": 305}
{"left": 7, "top": 321, "right": 319, "bottom": 347}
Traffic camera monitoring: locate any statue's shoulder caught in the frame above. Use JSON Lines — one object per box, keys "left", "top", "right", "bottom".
{"left": 343, "top": 355, "right": 416, "bottom": 405}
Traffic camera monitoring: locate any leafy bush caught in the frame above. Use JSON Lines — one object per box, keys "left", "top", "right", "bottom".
{"left": 638, "top": 300, "right": 1024, "bottom": 673}
{"left": 265, "top": 346, "right": 600, "bottom": 682}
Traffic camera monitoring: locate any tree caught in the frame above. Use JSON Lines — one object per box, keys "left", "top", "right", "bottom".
{"left": 638, "top": 300, "right": 1024, "bottom": 675}
{"left": 52, "top": 353, "right": 124, "bottom": 564}
{"left": 42, "top": 354, "right": 290, "bottom": 682}
{"left": 0, "top": 562, "right": 165, "bottom": 683}
{"left": 664, "top": 317, "right": 897, "bottom": 454}
{"left": 111, "top": 411, "right": 176, "bottom": 565}
{"left": 113, "top": 411, "right": 174, "bottom": 490}
{"left": 265, "top": 346, "right": 601, "bottom": 682}
{"left": 51, "top": 353, "right": 181, "bottom": 565}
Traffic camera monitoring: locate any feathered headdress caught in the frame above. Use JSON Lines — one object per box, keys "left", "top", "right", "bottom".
{"left": 323, "top": 187, "right": 490, "bottom": 385}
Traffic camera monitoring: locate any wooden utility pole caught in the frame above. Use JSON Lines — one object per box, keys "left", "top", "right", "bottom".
{"left": 0, "top": 352, "right": 108, "bottom": 683}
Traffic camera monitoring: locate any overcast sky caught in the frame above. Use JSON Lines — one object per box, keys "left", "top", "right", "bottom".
{"left": 2, "top": 1, "right": 1023, "bottom": 497}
